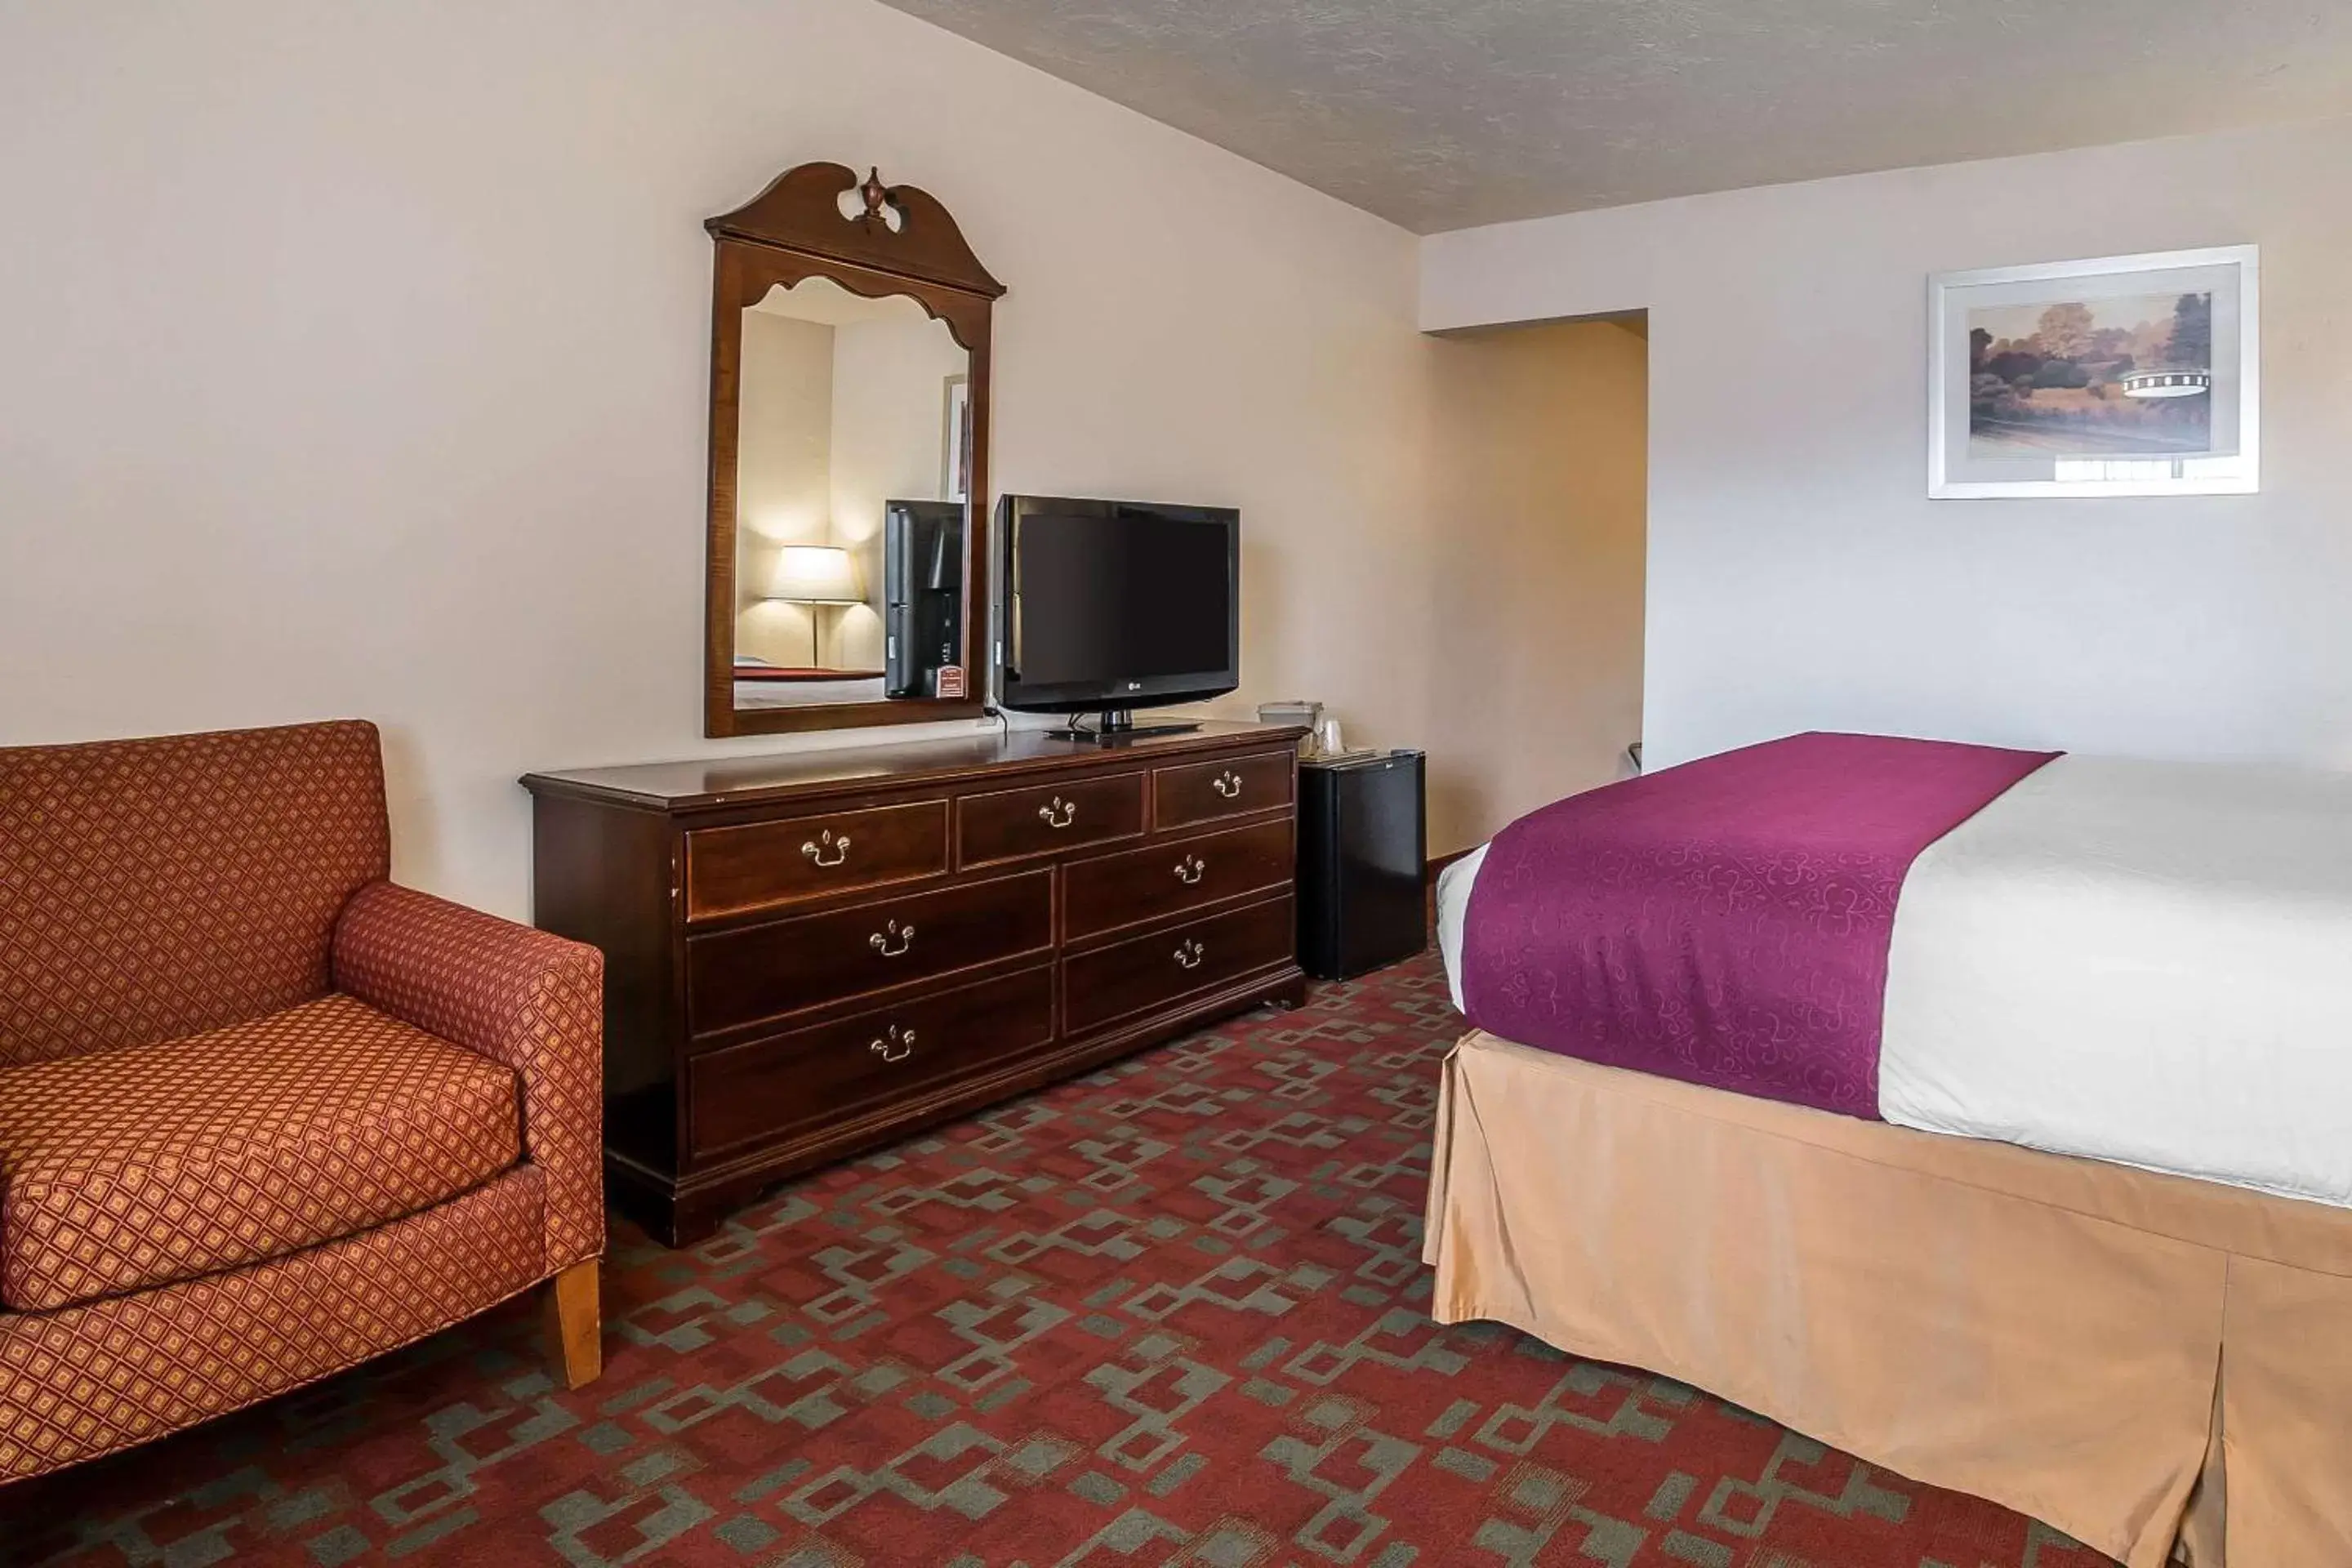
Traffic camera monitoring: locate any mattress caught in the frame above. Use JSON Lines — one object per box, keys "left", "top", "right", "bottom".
{"left": 1441, "top": 751, "right": 2352, "bottom": 1209}
{"left": 1881, "top": 753, "right": 2352, "bottom": 1209}
{"left": 1433, "top": 842, "right": 1486, "bottom": 1013}
{"left": 733, "top": 675, "right": 885, "bottom": 709}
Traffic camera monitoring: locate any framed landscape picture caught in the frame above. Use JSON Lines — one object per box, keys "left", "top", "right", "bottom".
{"left": 940, "top": 372, "right": 971, "bottom": 501}
{"left": 1929, "top": 245, "right": 2258, "bottom": 498}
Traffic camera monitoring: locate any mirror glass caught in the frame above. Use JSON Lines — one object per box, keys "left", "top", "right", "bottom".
{"left": 732, "top": 275, "right": 972, "bottom": 713}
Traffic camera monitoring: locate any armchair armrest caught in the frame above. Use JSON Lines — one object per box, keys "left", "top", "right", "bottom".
{"left": 332, "top": 880, "right": 604, "bottom": 1272}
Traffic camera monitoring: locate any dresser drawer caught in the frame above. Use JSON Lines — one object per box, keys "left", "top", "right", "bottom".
{"left": 687, "top": 870, "right": 1053, "bottom": 1036}
{"left": 1063, "top": 817, "right": 1295, "bottom": 941}
{"left": 1154, "top": 751, "right": 1293, "bottom": 829}
{"left": 1063, "top": 893, "right": 1294, "bottom": 1035}
{"left": 958, "top": 770, "right": 1146, "bottom": 869}
{"left": 685, "top": 800, "right": 949, "bottom": 921}
{"left": 687, "top": 965, "right": 1054, "bottom": 1160}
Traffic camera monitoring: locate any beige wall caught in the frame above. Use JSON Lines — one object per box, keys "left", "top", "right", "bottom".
{"left": 0, "top": 0, "right": 1435, "bottom": 919}
{"left": 1423, "top": 114, "right": 2352, "bottom": 774}
{"left": 733, "top": 303, "right": 964, "bottom": 671}
{"left": 826, "top": 316, "right": 969, "bottom": 670}
{"left": 1424, "top": 320, "right": 1648, "bottom": 854}
{"left": 734, "top": 310, "right": 836, "bottom": 667}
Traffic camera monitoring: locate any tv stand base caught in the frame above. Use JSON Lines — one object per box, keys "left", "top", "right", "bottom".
{"left": 1048, "top": 708, "right": 1200, "bottom": 745}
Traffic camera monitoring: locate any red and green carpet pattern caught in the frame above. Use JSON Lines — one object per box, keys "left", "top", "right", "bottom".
{"left": 2, "top": 951, "right": 2118, "bottom": 1567}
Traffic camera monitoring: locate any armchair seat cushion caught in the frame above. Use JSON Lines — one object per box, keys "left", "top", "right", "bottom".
{"left": 0, "top": 995, "right": 521, "bottom": 1312}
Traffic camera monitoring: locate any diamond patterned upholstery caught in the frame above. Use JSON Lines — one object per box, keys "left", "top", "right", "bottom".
{"left": 0, "top": 721, "right": 389, "bottom": 1068}
{"left": 334, "top": 882, "right": 604, "bottom": 1275}
{"left": 0, "top": 721, "right": 605, "bottom": 1486}
{"left": 0, "top": 1167, "right": 545, "bottom": 1482}
{"left": 0, "top": 993, "right": 522, "bottom": 1312}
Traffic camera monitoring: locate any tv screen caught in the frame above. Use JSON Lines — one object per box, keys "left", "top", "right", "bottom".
{"left": 996, "top": 497, "right": 1239, "bottom": 717}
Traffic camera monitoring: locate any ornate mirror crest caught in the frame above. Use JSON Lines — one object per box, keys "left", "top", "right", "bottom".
{"left": 703, "top": 163, "right": 1003, "bottom": 738}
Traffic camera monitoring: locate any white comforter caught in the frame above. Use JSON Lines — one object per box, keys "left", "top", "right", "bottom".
{"left": 1437, "top": 754, "right": 2352, "bottom": 1208}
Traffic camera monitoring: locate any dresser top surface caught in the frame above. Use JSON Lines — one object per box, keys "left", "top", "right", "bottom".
{"left": 523, "top": 721, "right": 1305, "bottom": 811}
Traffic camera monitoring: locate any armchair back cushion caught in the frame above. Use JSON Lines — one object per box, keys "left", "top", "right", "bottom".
{"left": 0, "top": 721, "right": 390, "bottom": 1067}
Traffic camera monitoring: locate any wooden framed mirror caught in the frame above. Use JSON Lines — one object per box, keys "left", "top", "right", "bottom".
{"left": 703, "top": 163, "right": 1004, "bottom": 737}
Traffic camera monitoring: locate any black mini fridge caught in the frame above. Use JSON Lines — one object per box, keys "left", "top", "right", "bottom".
{"left": 1298, "top": 750, "right": 1427, "bottom": 980}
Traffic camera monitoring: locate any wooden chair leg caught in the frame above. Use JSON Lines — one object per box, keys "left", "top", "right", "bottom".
{"left": 543, "top": 1259, "right": 603, "bottom": 1390}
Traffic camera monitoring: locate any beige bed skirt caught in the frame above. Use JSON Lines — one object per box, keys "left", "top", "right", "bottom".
{"left": 1422, "top": 1030, "right": 2352, "bottom": 1568}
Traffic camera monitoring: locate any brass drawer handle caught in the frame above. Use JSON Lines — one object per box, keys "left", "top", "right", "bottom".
{"left": 869, "top": 920, "right": 915, "bottom": 957}
{"left": 1210, "top": 770, "right": 1243, "bottom": 800}
{"left": 1174, "top": 854, "right": 1206, "bottom": 885}
{"left": 1173, "top": 938, "right": 1205, "bottom": 970}
{"left": 1036, "top": 796, "right": 1077, "bottom": 829}
{"left": 802, "top": 830, "right": 852, "bottom": 868}
{"left": 869, "top": 1025, "right": 915, "bottom": 1063}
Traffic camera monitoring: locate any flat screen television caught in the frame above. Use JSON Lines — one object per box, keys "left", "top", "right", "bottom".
{"left": 883, "top": 499, "right": 964, "bottom": 699}
{"left": 994, "top": 495, "right": 1239, "bottom": 739}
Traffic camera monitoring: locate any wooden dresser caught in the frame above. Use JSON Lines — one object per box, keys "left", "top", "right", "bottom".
{"left": 521, "top": 722, "right": 1307, "bottom": 1244}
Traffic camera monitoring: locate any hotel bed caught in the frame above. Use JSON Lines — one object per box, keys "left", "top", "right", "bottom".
{"left": 733, "top": 659, "right": 886, "bottom": 710}
{"left": 1425, "top": 734, "right": 2352, "bottom": 1567}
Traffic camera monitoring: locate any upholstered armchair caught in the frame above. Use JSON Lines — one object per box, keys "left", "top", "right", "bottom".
{"left": 0, "top": 720, "right": 604, "bottom": 1484}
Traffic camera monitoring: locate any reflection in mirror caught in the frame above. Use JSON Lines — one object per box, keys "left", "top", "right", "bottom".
{"left": 733, "top": 275, "right": 970, "bottom": 712}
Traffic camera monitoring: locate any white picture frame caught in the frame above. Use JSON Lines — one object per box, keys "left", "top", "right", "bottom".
{"left": 940, "top": 372, "right": 971, "bottom": 502}
{"left": 1928, "top": 245, "right": 2259, "bottom": 499}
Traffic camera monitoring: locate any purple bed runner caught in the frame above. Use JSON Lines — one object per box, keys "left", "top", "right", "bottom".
{"left": 1460, "top": 732, "right": 2056, "bottom": 1117}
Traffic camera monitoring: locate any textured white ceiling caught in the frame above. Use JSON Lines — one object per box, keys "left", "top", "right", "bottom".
{"left": 874, "top": 0, "right": 2352, "bottom": 232}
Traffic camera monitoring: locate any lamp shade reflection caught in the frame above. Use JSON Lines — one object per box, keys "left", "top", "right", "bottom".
{"left": 768, "top": 544, "right": 863, "bottom": 604}
{"left": 765, "top": 544, "right": 863, "bottom": 669}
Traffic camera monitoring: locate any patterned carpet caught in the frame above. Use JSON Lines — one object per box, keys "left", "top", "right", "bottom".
{"left": 1, "top": 950, "right": 2116, "bottom": 1568}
